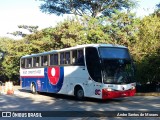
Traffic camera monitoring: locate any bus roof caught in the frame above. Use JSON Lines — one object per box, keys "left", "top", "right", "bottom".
{"left": 21, "top": 44, "right": 127, "bottom": 58}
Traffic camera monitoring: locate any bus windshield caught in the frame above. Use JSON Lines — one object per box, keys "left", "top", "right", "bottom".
{"left": 99, "top": 47, "right": 135, "bottom": 84}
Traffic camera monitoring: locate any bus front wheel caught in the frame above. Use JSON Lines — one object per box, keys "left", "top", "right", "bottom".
{"left": 75, "top": 86, "right": 84, "bottom": 100}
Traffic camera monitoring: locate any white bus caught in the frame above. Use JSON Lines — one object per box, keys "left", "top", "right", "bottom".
{"left": 20, "top": 44, "right": 136, "bottom": 100}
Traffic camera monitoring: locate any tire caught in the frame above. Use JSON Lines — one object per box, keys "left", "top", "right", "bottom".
{"left": 31, "top": 84, "right": 37, "bottom": 94}
{"left": 75, "top": 87, "right": 84, "bottom": 100}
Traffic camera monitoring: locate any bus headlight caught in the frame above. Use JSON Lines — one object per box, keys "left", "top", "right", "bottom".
{"left": 132, "top": 86, "right": 135, "bottom": 90}
{"left": 131, "top": 83, "right": 136, "bottom": 89}
{"left": 107, "top": 88, "right": 112, "bottom": 91}
{"left": 103, "top": 88, "right": 112, "bottom": 91}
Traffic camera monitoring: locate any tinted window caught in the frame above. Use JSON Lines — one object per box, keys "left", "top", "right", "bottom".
{"left": 50, "top": 54, "right": 54, "bottom": 65}
{"left": 33, "top": 57, "right": 39, "bottom": 67}
{"left": 53, "top": 54, "right": 58, "bottom": 65}
{"left": 72, "top": 50, "right": 77, "bottom": 64}
{"left": 86, "top": 47, "right": 102, "bottom": 82}
{"left": 77, "top": 50, "right": 84, "bottom": 65}
{"left": 99, "top": 47, "right": 130, "bottom": 59}
{"left": 72, "top": 49, "right": 84, "bottom": 65}
{"left": 41, "top": 55, "right": 48, "bottom": 66}
{"left": 60, "top": 53, "right": 64, "bottom": 64}
{"left": 27, "top": 58, "right": 32, "bottom": 68}
{"left": 21, "top": 59, "right": 25, "bottom": 68}
{"left": 65, "top": 52, "right": 70, "bottom": 64}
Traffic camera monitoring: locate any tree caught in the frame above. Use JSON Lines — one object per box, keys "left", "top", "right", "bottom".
{"left": 8, "top": 25, "right": 39, "bottom": 37}
{"left": 153, "top": 3, "right": 160, "bottom": 17}
{"left": 39, "top": 0, "right": 137, "bottom": 17}
{"left": 102, "top": 10, "right": 140, "bottom": 47}
{"left": 134, "top": 15, "right": 160, "bottom": 84}
{"left": 0, "top": 36, "right": 46, "bottom": 81}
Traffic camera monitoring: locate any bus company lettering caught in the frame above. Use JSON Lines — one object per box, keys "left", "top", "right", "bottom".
{"left": 28, "top": 70, "right": 41, "bottom": 74}
{"left": 23, "top": 71, "right": 27, "bottom": 74}
{"left": 21, "top": 68, "right": 44, "bottom": 77}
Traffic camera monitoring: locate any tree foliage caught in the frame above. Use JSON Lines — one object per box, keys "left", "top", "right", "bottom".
{"left": 134, "top": 15, "right": 160, "bottom": 83}
{"left": 39, "top": 0, "right": 137, "bottom": 17}
{"left": 154, "top": 3, "right": 160, "bottom": 17}
{"left": 8, "top": 25, "right": 39, "bottom": 37}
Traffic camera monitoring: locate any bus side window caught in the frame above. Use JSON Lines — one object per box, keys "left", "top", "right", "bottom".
{"left": 27, "top": 58, "right": 32, "bottom": 68}
{"left": 65, "top": 52, "right": 70, "bottom": 64}
{"left": 21, "top": 58, "right": 25, "bottom": 68}
{"left": 41, "top": 55, "right": 48, "bottom": 66}
{"left": 36, "top": 57, "right": 40, "bottom": 67}
{"left": 50, "top": 54, "right": 54, "bottom": 65}
{"left": 60, "top": 53, "right": 64, "bottom": 65}
{"left": 86, "top": 47, "right": 102, "bottom": 83}
{"left": 33, "top": 57, "right": 39, "bottom": 67}
{"left": 72, "top": 50, "right": 77, "bottom": 64}
{"left": 53, "top": 54, "right": 58, "bottom": 65}
{"left": 77, "top": 49, "right": 84, "bottom": 66}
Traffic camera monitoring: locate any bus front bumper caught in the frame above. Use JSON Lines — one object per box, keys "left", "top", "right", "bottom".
{"left": 102, "top": 89, "right": 136, "bottom": 99}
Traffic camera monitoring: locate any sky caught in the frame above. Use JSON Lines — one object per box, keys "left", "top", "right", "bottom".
{"left": 0, "top": 0, "right": 159, "bottom": 39}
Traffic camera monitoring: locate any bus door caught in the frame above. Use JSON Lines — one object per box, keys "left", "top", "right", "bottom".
{"left": 85, "top": 47, "right": 102, "bottom": 97}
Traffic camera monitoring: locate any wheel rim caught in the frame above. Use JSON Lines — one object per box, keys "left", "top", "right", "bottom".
{"left": 77, "top": 89, "right": 84, "bottom": 99}
{"left": 32, "top": 85, "right": 36, "bottom": 93}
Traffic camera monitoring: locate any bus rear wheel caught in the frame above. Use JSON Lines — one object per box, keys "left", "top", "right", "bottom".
{"left": 31, "top": 83, "right": 37, "bottom": 94}
{"left": 75, "top": 87, "right": 84, "bottom": 100}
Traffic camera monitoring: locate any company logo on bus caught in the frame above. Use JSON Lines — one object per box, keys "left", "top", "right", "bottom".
{"left": 48, "top": 67, "right": 60, "bottom": 85}
{"left": 95, "top": 89, "right": 101, "bottom": 95}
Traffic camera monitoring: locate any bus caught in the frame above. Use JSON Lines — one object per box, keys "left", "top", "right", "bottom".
{"left": 20, "top": 44, "right": 136, "bottom": 100}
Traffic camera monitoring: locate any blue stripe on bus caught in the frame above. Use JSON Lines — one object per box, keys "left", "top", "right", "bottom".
{"left": 21, "top": 67, "right": 64, "bottom": 93}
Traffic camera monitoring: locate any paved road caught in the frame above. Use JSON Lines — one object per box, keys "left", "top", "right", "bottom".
{"left": 0, "top": 89, "right": 160, "bottom": 120}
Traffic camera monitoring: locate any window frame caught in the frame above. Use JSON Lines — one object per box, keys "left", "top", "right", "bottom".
{"left": 26, "top": 57, "right": 32, "bottom": 68}
{"left": 20, "top": 58, "right": 25, "bottom": 68}
{"left": 71, "top": 48, "right": 84, "bottom": 66}
{"left": 33, "top": 56, "right": 40, "bottom": 67}
{"left": 41, "top": 55, "right": 49, "bottom": 67}
{"left": 50, "top": 53, "right": 59, "bottom": 66}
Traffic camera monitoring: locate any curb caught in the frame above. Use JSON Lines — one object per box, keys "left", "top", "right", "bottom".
{"left": 136, "top": 93, "right": 160, "bottom": 96}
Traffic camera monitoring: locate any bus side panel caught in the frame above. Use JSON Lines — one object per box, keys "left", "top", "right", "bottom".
{"left": 58, "top": 66, "right": 103, "bottom": 99}
{"left": 20, "top": 68, "right": 44, "bottom": 90}
{"left": 46, "top": 66, "right": 64, "bottom": 93}
{"left": 84, "top": 80, "right": 103, "bottom": 99}
{"left": 58, "top": 66, "right": 88, "bottom": 95}
{"left": 20, "top": 77, "right": 25, "bottom": 89}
